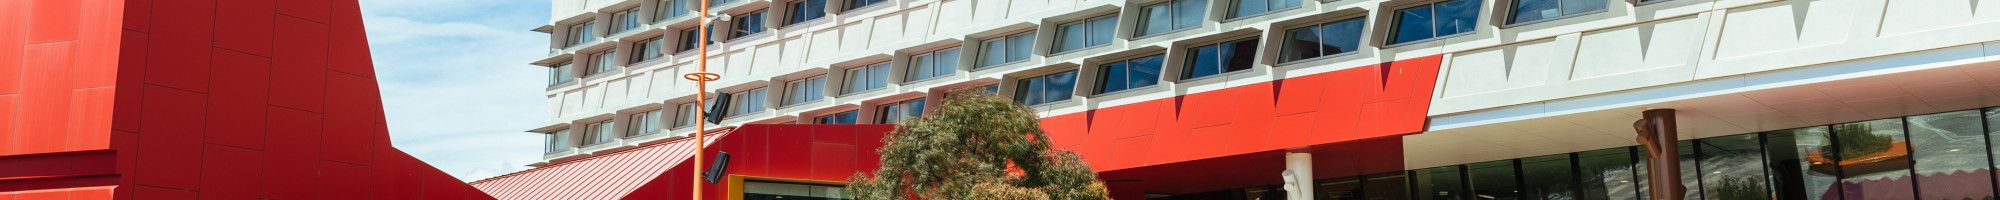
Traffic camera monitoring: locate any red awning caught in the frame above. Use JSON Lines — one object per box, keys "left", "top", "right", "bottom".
{"left": 470, "top": 128, "right": 733, "bottom": 200}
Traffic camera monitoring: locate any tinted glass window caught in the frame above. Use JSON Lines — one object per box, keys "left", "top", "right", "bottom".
{"left": 1508, "top": 0, "right": 1605, "bottom": 24}
{"left": 732, "top": 10, "right": 768, "bottom": 38}
{"left": 1317, "top": 177, "right": 1362, "bottom": 200}
{"left": 1906, "top": 110, "right": 1993, "bottom": 200}
{"left": 816, "top": 111, "right": 858, "bottom": 124}
{"left": 1764, "top": 127, "right": 1839, "bottom": 200}
{"left": 1096, "top": 54, "right": 1163, "bottom": 94}
{"left": 979, "top": 32, "right": 1036, "bottom": 68}
{"left": 1182, "top": 38, "right": 1259, "bottom": 80}
{"left": 1412, "top": 166, "right": 1468, "bottom": 200}
{"left": 1468, "top": 160, "right": 1520, "bottom": 200}
{"left": 1574, "top": 147, "right": 1639, "bottom": 200}
{"left": 1521, "top": 154, "right": 1576, "bottom": 199}
{"left": 1697, "top": 134, "right": 1771, "bottom": 200}
{"left": 549, "top": 61, "right": 575, "bottom": 85}
{"left": 1229, "top": 0, "right": 1300, "bottom": 19}
{"left": 730, "top": 88, "right": 768, "bottom": 116}
{"left": 659, "top": 0, "right": 691, "bottom": 21}
{"left": 845, "top": 0, "right": 887, "bottom": 11}
{"left": 1391, "top": 0, "right": 1480, "bottom": 45}
{"left": 788, "top": 0, "right": 827, "bottom": 25}
{"left": 1363, "top": 173, "right": 1409, "bottom": 200}
{"left": 906, "top": 48, "right": 960, "bottom": 81}
{"left": 1281, "top": 17, "right": 1366, "bottom": 63}
{"left": 1834, "top": 119, "right": 1913, "bottom": 200}
{"left": 784, "top": 76, "right": 826, "bottom": 106}
{"left": 876, "top": 99, "right": 924, "bottom": 123}
{"left": 1015, "top": 70, "right": 1077, "bottom": 105}
{"left": 1135, "top": 0, "right": 1209, "bottom": 37}
{"left": 842, "top": 63, "right": 891, "bottom": 94}
{"left": 1055, "top": 15, "right": 1118, "bottom": 53}
{"left": 744, "top": 181, "right": 849, "bottom": 200}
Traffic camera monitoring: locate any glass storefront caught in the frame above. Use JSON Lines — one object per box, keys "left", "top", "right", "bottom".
{"left": 1149, "top": 107, "right": 2000, "bottom": 200}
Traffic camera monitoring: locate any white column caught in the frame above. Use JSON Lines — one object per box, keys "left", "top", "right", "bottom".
{"left": 1285, "top": 152, "right": 1313, "bottom": 200}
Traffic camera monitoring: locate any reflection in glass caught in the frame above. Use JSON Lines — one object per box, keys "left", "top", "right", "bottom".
{"left": 1522, "top": 154, "right": 1576, "bottom": 200}
{"left": 1413, "top": 166, "right": 1468, "bottom": 200}
{"left": 1766, "top": 127, "right": 1837, "bottom": 200}
{"left": 1676, "top": 140, "right": 1699, "bottom": 200}
{"left": 1576, "top": 147, "right": 1640, "bottom": 200}
{"left": 1470, "top": 160, "right": 1521, "bottom": 200}
{"left": 1697, "top": 134, "right": 1770, "bottom": 200}
{"left": 1909, "top": 111, "right": 1995, "bottom": 199}
{"left": 1832, "top": 119, "right": 1912, "bottom": 200}
{"left": 1365, "top": 173, "right": 1409, "bottom": 200}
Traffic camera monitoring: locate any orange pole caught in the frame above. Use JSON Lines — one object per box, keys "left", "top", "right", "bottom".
{"left": 685, "top": 0, "right": 715, "bottom": 199}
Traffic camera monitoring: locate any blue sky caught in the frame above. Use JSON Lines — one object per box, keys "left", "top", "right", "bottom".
{"left": 358, "top": 0, "right": 550, "bottom": 181}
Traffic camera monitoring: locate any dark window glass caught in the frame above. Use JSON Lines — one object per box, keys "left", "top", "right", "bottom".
{"left": 1390, "top": 0, "right": 1480, "bottom": 45}
{"left": 1055, "top": 15, "right": 1118, "bottom": 53}
{"left": 1182, "top": 38, "right": 1259, "bottom": 80}
{"left": 1317, "top": 177, "right": 1363, "bottom": 200}
{"left": 1468, "top": 160, "right": 1521, "bottom": 200}
{"left": 783, "top": 76, "right": 827, "bottom": 106}
{"left": 1507, "top": 0, "right": 1605, "bottom": 24}
{"left": 549, "top": 61, "right": 575, "bottom": 85}
{"left": 1521, "top": 154, "right": 1576, "bottom": 200}
{"left": 1281, "top": 17, "right": 1366, "bottom": 63}
{"left": 678, "top": 27, "right": 716, "bottom": 52}
{"left": 1412, "top": 166, "right": 1468, "bottom": 200}
{"left": 1697, "top": 134, "right": 1771, "bottom": 200}
{"left": 1575, "top": 147, "right": 1640, "bottom": 200}
{"left": 1363, "top": 173, "right": 1409, "bottom": 200}
{"left": 906, "top": 48, "right": 960, "bottom": 81}
{"left": 658, "top": 0, "right": 691, "bottom": 21}
{"left": 732, "top": 10, "right": 768, "bottom": 38}
{"left": 1764, "top": 126, "right": 1840, "bottom": 200}
{"left": 978, "top": 32, "right": 1036, "bottom": 68}
{"left": 743, "top": 181, "right": 850, "bottom": 200}
{"left": 1096, "top": 54, "right": 1163, "bottom": 94}
{"left": 633, "top": 36, "right": 667, "bottom": 63}
{"left": 1136, "top": 0, "right": 1207, "bottom": 37}
{"left": 845, "top": 0, "right": 887, "bottom": 11}
{"left": 569, "top": 21, "right": 597, "bottom": 47}
{"left": 1676, "top": 140, "right": 1700, "bottom": 199}
{"left": 1014, "top": 70, "right": 1078, "bottom": 105}
{"left": 1989, "top": 108, "right": 2000, "bottom": 194}
{"left": 815, "top": 111, "right": 859, "bottom": 124}
{"left": 590, "top": 50, "right": 619, "bottom": 75}
{"left": 876, "top": 99, "right": 924, "bottom": 123}
{"left": 1908, "top": 110, "right": 1995, "bottom": 200}
{"left": 1228, "top": 0, "right": 1300, "bottom": 19}
{"left": 788, "top": 0, "right": 827, "bottom": 25}
{"left": 1833, "top": 119, "right": 1913, "bottom": 200}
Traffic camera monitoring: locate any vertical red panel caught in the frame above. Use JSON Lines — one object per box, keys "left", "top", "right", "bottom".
{"left": 808, "top": 143, "right": 856, "bottom": 181}
{"left": 121, "top": 0, "right": 151, "bottom": 32}
{"left": 18, "top": 42, "right": 75, "bottom": 155}
{"left": 766, "top": 129, "right": 810, "bottom": 178}
{"left": 109, "top": 30, "right": 145, "bottom": 133}
{"left": 326, "top": 0, "right": 373, "bottom": 77}
{"left": 1272, "top": 75, "right": 1330, "bottom": 116}
{"left": 134, "top": 85, "right": 206, "bottom": 190}
{"left": 63, "top": 88, "right": 114, "bottom": 151}
{"left": 206, "top": 49, "right": 271, "bottom": 150}
{"left": 214, "top": 0, "right": 276, "bottom": 56}
{"left": 198, "top": 144, "right": 263, "bottom": 200}
{"left": 25, "top": 0, "right": 80, "bottom": 43}
{"left": 269, "top": 16, "right": 328, "bottom": 112}
{"left": 1040, "top": 114, "right": 1089, "bottom": 148}
{"left": 277, "top": 0, "right": 331, "bottom": 24}
{"left": 142, "top": 0, "right": 216, "bottom": 92}
{"left": 0, "top": 95, "right": 15, "bottom": 155}
{"left": 263, "top": 107, "right": 322, "bottom": 199}
{"left": 132, "top": 186, "right": 194, "bottom": 200}
{"left": 322, "top": 73, "right": 377, "bottom": 164}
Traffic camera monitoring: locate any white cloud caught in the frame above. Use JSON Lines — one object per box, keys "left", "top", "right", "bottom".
{"left": 358, "top": 0, "right": 551, "bottom": 181}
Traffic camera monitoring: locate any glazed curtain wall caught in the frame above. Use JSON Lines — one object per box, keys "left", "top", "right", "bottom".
{"left": 1149, "top": 107, "right": 2000, "bottom": 200}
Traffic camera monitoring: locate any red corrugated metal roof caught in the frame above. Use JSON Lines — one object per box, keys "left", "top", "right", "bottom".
{"left": 470, "top": 128, "right": 734, "bottom": 200}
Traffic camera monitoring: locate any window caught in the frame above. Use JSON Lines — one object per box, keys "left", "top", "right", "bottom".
{"left": 1389, "top": 0, "right": 1480, "bottom": 45}
{"left": 1055, "top": 15, "right": 1118, "bottom": 53}
{"left": 612, "top": 8, "right": 642, "bottom": 33}
{"left": 1014, "top": 70, "right": 1077, "bottom": 106}
{"left": 567, "top": 21, "right": 597, "bottom": 47}
{"left": 950, "top": 84, "right": 1000, "bottom": 98}
{"left": 815, "top": 111, "right": 859, "bottom": 124}
{"left": 1909, "top": 110, "right": 1995, "bottom": 200}
{"left": 633, "top": 36, "right": 667, "bottom": 63}
{"left": 627, "top": 109, "right": 664, "bottom": 137}
{"left": 1095, "top": 54, "right": 1163, "bottom": 94}
{"left": 710, "top": 0, "right": 741, "bottom": 7}
{"left": 906, "top": 48, "right": 960, "bottom": 82}
{"left": 1135, "top": 0, "right": 1207, "bottom": 37}
{"left": 548, "top": 61, "right": 575, "bottom": 85}
{"left": 783, "top": 76, "right": 827, "bottom": 106}
{"left": 1519, "top": 154, "right": 1576, "bottom": 199}
{"left": 1279, "top": 17, "right": 1365, "bottom": 63}
{"left": 589, "top": 50, "right": 619, "bottom": 75}
{"left": 1410, "top": 166, "right": 1467, "bottom": 200}
{"left": 544, "top": 129, "right": 571, "bottom": 153}
{"left": 1764, "top": 127, "right": 1838, "bottom": 200}
{"left": 978, "top": 31, "right": 1036, "bottom": 68}
{"left": 787, "top": 0, "right": 827, "bottom": 25}
{"left": 657, "top": 0, "right": 691, "bottom": 21}
{"left": 731, "top": 10, "right": 768, "bottom": 39}
{"left": 744, "top": 181, "right": 847, "bottom": 199}
{"left": 845, "top": 0, "right": 887, "bottom": 11}
{"left": 1181, "top": 38, "right": 1258, "bottom": 80}
{"left": 1833, "top": 119, "right": 1913, "bottom": 199}
{"left": 1466, "top": 160, "right": 1520, "bottom": 200}
{"left": 672, "top": 103, "right": 698, "bottom": 128}
{"left": 842, "top": 62, "right": 890, "bottom": 94}
{"left": 877, "top": 98, "right": 924, "bottom": 124}
{"left": 1696, "top": 134, "right": 1771, "bottom": 200}
{"left": 1507, "top": 0, "right": 1605, "bottom": 24}
{"left": 728, "top": 88, "right": 768, "bottom": 117}
{"left": 583, "top": 120, "right": 615, "bottom": 146}
{"left": 1574, "top": 147, "right": 1640, "bottom": 200}
{"left": 1227, "top": 0, "right": 1300, "bottom": 19}
{"left": 677, "top": 27, "right": 713, "bottom": 52}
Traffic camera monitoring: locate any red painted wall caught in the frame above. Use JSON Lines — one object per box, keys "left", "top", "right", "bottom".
{"left": 1041, "top": 56, "right": 1442, "bottom": 173}
{"left": 619, "top": 125, "right": 895, "bottom": 200}
{"left": 0, "top": 0, "right": 492, "bottom": 199}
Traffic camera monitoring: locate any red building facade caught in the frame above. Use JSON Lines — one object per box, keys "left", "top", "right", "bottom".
{"left": 0, "top": 0, "right": 491, "bottom": 199}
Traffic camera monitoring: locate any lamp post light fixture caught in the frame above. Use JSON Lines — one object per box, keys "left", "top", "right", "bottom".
{"left": 680, "top": 4, "right": 732, "bottom": 200}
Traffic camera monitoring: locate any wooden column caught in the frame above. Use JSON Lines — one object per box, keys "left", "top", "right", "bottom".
{"left": 1634, "top": 109, "right": 1685, "bottom": 200}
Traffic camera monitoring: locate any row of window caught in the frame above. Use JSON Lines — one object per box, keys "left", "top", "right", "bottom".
{"left": 543, "top": 92, "right": 941, "bottom": 154}
{"left": 1154, "top": 107, "right": 2000, "bottom": 200}
{"left": 561, "top": 0, "right": 894, "bottom": 48}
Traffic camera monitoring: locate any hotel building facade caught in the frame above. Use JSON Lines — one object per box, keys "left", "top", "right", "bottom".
{"left": 515, "top": 0, "right": 2000, "bottom": 198}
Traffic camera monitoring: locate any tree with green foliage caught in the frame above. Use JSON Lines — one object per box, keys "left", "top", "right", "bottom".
{"left": 846, "top": 92, "right": 1111, "bottom": 200}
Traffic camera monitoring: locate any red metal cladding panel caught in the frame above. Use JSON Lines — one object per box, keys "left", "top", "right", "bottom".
{"left": 1039, "top": 114, "right": 1088, "bottom": 148}
{"left": 142, "top": 0, "right": 216, "bottom": 93}
{"left": 133, "top": 186, "right": 193, "bottom": 200}
{"left": 134, "top": 86, "right": 206, "bottom": 190}
{"left": 205, "top": 49, "right": 271, "bottom": 150}
{"left": 198, "top": 145, "right": 262, "bottom": 200}
{"left": 278, "top": 0, "right": 331, "bottom": 26}
{"left": 807, "top": 143, "right": 857, "bottom": 181}
{"left": 109, "top": 30, "right": 145, "bottom": 133}
{"left": 262, "top": 107, "right": 323, "bottom": 200}
{"left": 326, "top": 0, "right": 375, "bottom": 77}
{"left": 1272, "top": 71, "right": 1332, "bottom": 116}
{"left": 18, "top": 42, "right": 76, "bottom": 155}
{"left": 319, "top": 161, "right": 372, "bottom": 200}
{"left": 766, "top": 130, "right": 812, "bottom": 179}
{"left": 63, "top": 88, "right": 114, "bottom": 151}
{"left": 270, "top": 16, "right": 329, "bottom": 112}
{"left": 25, "top": 0, "right": 80, "bottom": 44}
{"left": 0, "top": 96, "right": 15, "bottom": 156}
{"left": 213, "top": 0, "right": 275, "bottom": 56}
{"left": 323, "top": 73, "right": 379, "bottom": 164}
